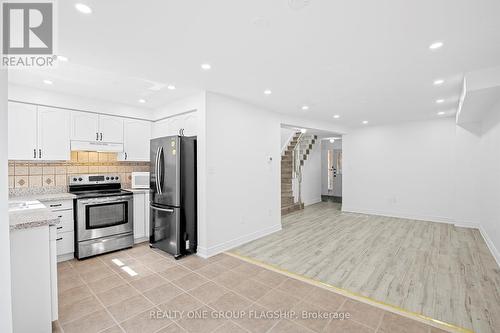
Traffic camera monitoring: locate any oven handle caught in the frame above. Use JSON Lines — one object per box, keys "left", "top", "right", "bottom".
{"left": 150, "top": 205, "right": 174, "bottom": 213}
{"left": 78, "top": 196, "right": 132, "bottom": 205}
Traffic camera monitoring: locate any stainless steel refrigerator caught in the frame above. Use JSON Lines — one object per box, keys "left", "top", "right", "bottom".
{"left": 149, "top": 135, "right": 197, "bottom": 258}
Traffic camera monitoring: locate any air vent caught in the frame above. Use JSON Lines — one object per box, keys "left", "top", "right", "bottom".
{"left": 288, "top": 0, "right": 311, "bottom": 10}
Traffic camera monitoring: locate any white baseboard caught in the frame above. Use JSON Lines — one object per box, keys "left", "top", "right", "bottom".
{"left": 304, "top": 197, "right": 322, "bottom": 207}
{"left": 454, "top": 221, "right": 481, "bottom": 229}
{"left": 197, "top": 224, "right": 282, "bottom": 258}
{"left": 341, "top": 206, "right": 455, "bottom": 225}
{"left": 479, "top": 225, "right": 500, "bottom": 268}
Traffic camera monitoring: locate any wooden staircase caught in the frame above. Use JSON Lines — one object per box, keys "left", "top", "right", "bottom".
{"left": 281, "top": 132, "right": 318, "bottom": 215}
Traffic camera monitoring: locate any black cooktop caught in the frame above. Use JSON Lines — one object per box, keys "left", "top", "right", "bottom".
{"left": 70, "top": 189, "right": 132, "bottom": 199}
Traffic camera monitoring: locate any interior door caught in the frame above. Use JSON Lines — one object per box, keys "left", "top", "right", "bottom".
{"left": 71, "top": 111, "right": 99, "bottom": 142}
{"left": 8, "top": 102, "right": 38, "bottom": 160}
{"left": 37, "top": 106, "right": 70, "bottom": 160}
{"left": 98, "top": 115, "right": 124, "bottom": 143}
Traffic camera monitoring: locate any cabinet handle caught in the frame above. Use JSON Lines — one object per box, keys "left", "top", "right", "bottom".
{"left": 56, "top": 237, "right": 63, "bottom": 241}
{"left": 57, "top": 226, "right": 62, "bottom": 229}
{"left": 96, "top": 132, "right": 99, "bottom": 141}
{"left": 100, "top": 133, "right": 103, "bottom": 141}
{"left": 50, "top": 204, "right": 62, "bottom": 207}
{"left": 39, "top": 149, "right": 42, "bottom": 159}
{"left": 125, "top": 152, "right": 127, "bottom": 160}
{"left": 33, "top": 149, "right": 36, "bottom": 159}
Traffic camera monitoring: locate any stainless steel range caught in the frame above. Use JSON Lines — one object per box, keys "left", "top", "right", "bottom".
{"left": 69, "top": 174, "right": 134, "bottom": 259}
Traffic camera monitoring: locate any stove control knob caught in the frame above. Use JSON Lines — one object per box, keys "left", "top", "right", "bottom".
{"left": 78, "top": 178, "right": 83, "bottom": 181}
{"left": 106, "top": 177, "right": 110, "bottom": 180}
{"left": 110, "top": 177, "right": 115, "bottom": 180}
{"left": 73, "top": 177, "right": 77, "bottom": 182}
{"left": 116, "top": 176, "right": 119, "bottom": 180}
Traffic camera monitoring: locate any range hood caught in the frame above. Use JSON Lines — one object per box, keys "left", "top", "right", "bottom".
{"left": 70, "top": 140, "right": 124, "bottom": 152}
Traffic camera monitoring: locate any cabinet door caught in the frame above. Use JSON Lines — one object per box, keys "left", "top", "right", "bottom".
{"left": 182, "top": 112, "right": 198, "bottom": 136}
{"left": 119, "top": 119, "right": 151, "bottom": 161}
{"left": 8, "top": 102, "right": 38, "bottom": 160}
{"left": 99, "top": 115, "right": 124, "bottom": 143}
{"left": 70, "top": 111, "right": 99, "bottom": 142}
{"left": 37, "top": 106, "right": 70, "bottom": 160}
{"left": 133, "top": 193, "right": 146, "bottom": 241}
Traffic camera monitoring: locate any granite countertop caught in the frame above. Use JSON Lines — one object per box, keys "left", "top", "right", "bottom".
{"left": 9, "top": 208, "right": 61, "bottom": 231}
{"left": 9, "top": 192, "right": 77, "bottom": 202}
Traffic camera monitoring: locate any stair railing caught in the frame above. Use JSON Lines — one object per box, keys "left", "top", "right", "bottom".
{"left": 291, "top": 133, "right": 304, "bottom": 206}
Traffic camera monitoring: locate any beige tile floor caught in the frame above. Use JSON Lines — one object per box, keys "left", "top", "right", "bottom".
{"left": 54, "top": 243, "right": 448, "bottom": 333}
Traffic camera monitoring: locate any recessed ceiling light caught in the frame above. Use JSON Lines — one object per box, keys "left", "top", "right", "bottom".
{"left": 57, "top": 55, "right": 69, "bottom": 62}
{"left": 301, "top": 105, "right": 309, "bottom": 111}
{"left": 437, "top": 111, "right": 446, "bottom": 116}
{"left": 329, "top": 138, "right": 335, "bottom": 143}
{"left": 300, "top": 128, "right": 307, "bottom": 133}
{"left": 167, "top": 85, "right": 176, "bottom": 90}
{"left": 362, "top": 120, "right": 369, "bottom": 125}
{"left": 75, "top": 3, "right": 92, "bottom": 14}
{"left": 433, "top": 79, "right": 444, "bottom": 85}
{"left": 138, "top": 99, "right": 146, "bottom": 104}
{"left": 43, "top": 79, "right": 53, "bottom": 85}
{"left": 333, "top": 115, "right": 340, "bottom": 119}
{"left": 264, "top": 89, "right": 272, "bottom": 95}
{"left": 436, "top": 99, "right": 445, "bottom": 104}
{"left": 201, "top": 63, "right": 211, "bottom": 70}
{"left": 429, "top": 41, "right": 443, "bottom": 50}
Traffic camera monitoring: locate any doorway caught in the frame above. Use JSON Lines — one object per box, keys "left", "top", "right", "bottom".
{"left": 322, "top": 138, "right": 342, "bottom": 203}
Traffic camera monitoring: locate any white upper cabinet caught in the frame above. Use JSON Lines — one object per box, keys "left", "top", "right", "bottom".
{"left": 152, "top": 111, "right": 198, "bottom": 139}
{"left": 99, "top": 115, "right": 124, "bottom": 143}
{"left": 8, "top": 102, "right": 38, "bottom": 160}
{"left": 119, "top": 119, "right": 151, "bottom": 161}
{"left": 37, "top": 106, "right": 71, "bottom": 161}
{"left": 8, "top": 102, "right": 71, "bottom": 161}
{"left": 70, "top": 111, "right": 99, "bottom": 142}
{"left": 70, "top": 112, "right": 123, "bottom": 143}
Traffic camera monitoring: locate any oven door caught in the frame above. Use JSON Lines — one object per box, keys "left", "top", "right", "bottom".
{"left": 76, "top": 195, "right": 133, "bottom": 241}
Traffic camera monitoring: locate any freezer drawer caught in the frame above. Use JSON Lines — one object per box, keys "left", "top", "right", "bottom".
{"left": 150, "top": 205, "right": 181, "bottom": 257}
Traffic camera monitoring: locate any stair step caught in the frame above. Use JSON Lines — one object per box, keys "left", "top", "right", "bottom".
{"left": 281, "top": 202, "right": 304, "bottom": 215}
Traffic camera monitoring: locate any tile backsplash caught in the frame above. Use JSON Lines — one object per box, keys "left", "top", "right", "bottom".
{"left": 8, "top": 151, "right": 149, "bottom": 190}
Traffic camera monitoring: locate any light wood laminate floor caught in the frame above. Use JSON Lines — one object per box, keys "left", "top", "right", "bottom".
{"left": 232, "top": 202, "right": 500, "bottom": 333}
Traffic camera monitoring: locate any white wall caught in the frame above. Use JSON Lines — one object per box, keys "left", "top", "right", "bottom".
{"left": 8, "top": 84, "right": 154, "bottom": 120}
{"left": 343, "top": 118, "right": 456, "bottom": 223}
{"left": 200, "top": 93, "right": 281, "bottom": 257}
{"left": 153, "top": 93, "right": 205, "bottom": 121}
{"left": 281, "top": 127, "right": 296, "bottom": 153}
{"left": 479, "top": 103, "right": 500, "bottom": 263}
{"left": 1, "top": 70, "right": 13, "bottom": 332}
{"left": 300, "top": 139, "right": 322, "bottom": 206}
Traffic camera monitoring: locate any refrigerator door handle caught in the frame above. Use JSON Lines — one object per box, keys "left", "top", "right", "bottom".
{"left": 155, "top": 146, "right": 161, "bottom": 194}
{"left": 158, "top": 146, "right": 164, "bottom": 194}
{"left": 151, "top": 205, "right": 174, "bottom": 213}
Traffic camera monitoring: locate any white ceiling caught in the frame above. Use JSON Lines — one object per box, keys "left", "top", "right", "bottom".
{"left": 8, "top": 0, "right": 500, "bottom": 127}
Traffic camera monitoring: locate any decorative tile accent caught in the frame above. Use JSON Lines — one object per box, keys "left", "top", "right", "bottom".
{"left": 15, "top": 176, "right": 28, "bottom": 188}
{"left": 9, "top": 151, "right": 149, "bottom": 189}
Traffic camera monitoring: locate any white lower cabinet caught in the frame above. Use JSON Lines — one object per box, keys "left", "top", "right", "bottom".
{"left": 133, "top": 191, "right": 150, "bottom": 243}
{"left": 10, "top": 226, "right": 52, "bottom": 333}
{"left": 43, "top": 199, "right": 75, "bottom": 261}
